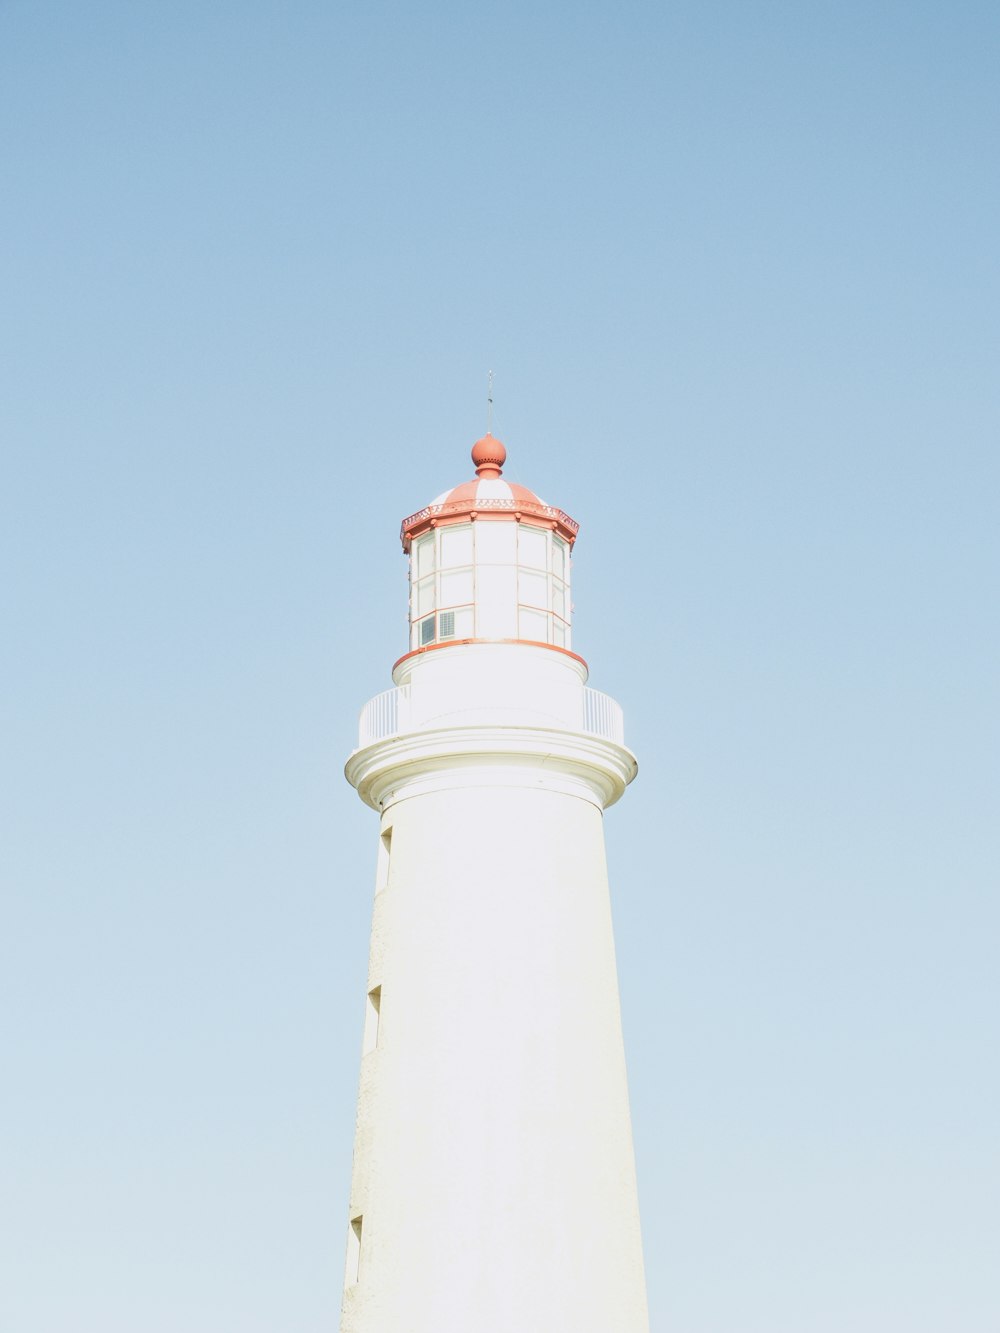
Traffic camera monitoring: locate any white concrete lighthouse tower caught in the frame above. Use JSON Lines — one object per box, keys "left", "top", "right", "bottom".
{"left": 341, "top": 433, "right": 648, "bottom": 1333}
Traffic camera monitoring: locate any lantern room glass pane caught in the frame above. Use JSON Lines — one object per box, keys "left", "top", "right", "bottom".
{"left": 416, "top": 577, "right": 435, "bottom": 617}
{"left": 519, "top": 607, "right": 549, "bottom": 642}
{"left": 476, "top": 564, "right": 518, "bottom": 638}
{"left": 453, "top": 606, "right": 474, "bottom": 638}
{"left": 419, "top": 615, "right": 436, "bottom": 645}
{"left": 415, "top": 533, "right": 436, "bottom": 578}
{"left": 551, "top": 580, "right": 566, "bottom": 620}
{"left": 518, "top": 569, "right": 548, "bottom": 609}
{"left": 475, "top": 521, "right": 516, "bottom": 564}
{"left": 552, "top": 617, "right": 568, "bottom": 647}
{"left": 440, "top": 568, "right": 474, "bottom": 606}
{"left": 552, "top": 536, "right": 567, "bottom": 580}
{"left": 440, "top": 524, "right": 473, "bottom": 567}
{"left": 518, "top": 525, "right": 548, "bottom": 569}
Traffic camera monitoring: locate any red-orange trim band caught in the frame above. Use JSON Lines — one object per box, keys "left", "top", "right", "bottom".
{"left": 392, "top": 638, "right": 588, "bottom": 674}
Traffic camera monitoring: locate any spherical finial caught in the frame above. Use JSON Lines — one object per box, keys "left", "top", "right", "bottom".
{"left": 471, "top": 433, "right": 506, "bottom": 479}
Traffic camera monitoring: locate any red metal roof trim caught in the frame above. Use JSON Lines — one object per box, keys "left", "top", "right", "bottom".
{"left": 400, "top": 497, "right": 579, "bottom": 552}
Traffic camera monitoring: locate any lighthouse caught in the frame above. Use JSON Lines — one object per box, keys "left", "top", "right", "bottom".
{"left": 341, "top": 433, "right": 649, "bottom": 1332}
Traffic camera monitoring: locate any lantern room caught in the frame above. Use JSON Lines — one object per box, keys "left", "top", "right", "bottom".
{"left": 399, "top": 434, "right": 579, "bottom": 655}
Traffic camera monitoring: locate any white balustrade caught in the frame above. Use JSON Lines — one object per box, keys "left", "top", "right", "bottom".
{"left": 582, "top": 686, "right": 625, "bottom": 745}
{"left": 357, "top": 683, "right": 625, "bottom": 747}
{"left": 358, "top": 686, "right": 409, "bottom": 748}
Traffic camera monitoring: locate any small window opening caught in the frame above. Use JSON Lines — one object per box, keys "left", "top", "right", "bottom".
{"left": 363, "top": 985, "right": 382, "bottom": 1054}
{"left": 439, "top": 610, "right": 455, "bottom": 639}
{"left": 375, "top": 826, "right": 392, "bottom": 893}
{"left": 345, "top": 1214, "right": 363, "bottom": 1288}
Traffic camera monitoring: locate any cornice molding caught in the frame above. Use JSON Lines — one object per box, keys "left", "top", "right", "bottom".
{"left": 344, "top": 724, "right": 638, "bottom": 814}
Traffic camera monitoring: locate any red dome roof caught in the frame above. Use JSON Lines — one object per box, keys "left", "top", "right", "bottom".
{"left": 400, "top": 435, "right": 579, "bottom": 551}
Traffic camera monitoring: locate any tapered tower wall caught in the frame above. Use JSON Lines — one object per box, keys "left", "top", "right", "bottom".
{"left": 340, "top": 772, "right": 648, "bottom": 1333}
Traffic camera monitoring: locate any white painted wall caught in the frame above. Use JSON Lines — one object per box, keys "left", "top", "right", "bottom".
{"left": 392, "top": 641, "right": 587, "bottom": 735}
{"left": 341, "top": 644, "right": 648, "bottom": 1332}
{"left": 340, "top": 778, "right": 648, "bottom": 1333}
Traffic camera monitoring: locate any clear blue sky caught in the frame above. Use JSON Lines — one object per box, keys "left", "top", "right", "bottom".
{"left": 2, "top": 2, "right": 997, "bottom": 1329}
